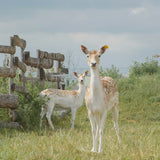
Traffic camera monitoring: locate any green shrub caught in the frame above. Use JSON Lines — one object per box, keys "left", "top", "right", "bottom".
{"left": 100, "top": 65, "right": 122, "bottom": 79}
{"left": 129, "top": 58, "right": 160, "bottom": 76}
{"left": 16, "top": 82, "right": 46, "bottom": 130}
{"left": 118, "top": 74, "right": 160, "bottom": 122}
{"left": 0, "top": 77, "right": 10, "bottom": 121}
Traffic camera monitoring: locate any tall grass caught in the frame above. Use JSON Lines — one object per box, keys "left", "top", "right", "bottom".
{"left": 118, "top": 74, "right": 160, "bottom": 122}
{"left": 0, "top": 109, "right": 159, "bottom": 159}
{"left": 0, "top": 74, "right": 160, "bottom": 159}
{"left": 0, "top": 59, "right": 160, "bottom": 159}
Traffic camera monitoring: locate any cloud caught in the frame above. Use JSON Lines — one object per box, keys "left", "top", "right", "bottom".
{"left": 0, "top": 0, "right": 160, "bottom": 73}
{"left": 1, "top": 7, "right": 160, "bottom": 35}
{"left": 131, "top": 7, "right": 146, "bottom": 15}
{"left": 21, "top": 32, "right": 160, "bottom": 69}
{"left": 0, "top": 0, "right": 142, "bottom": 11}
{"left": 0, "top": 29, "right": 160, "bottom": 71}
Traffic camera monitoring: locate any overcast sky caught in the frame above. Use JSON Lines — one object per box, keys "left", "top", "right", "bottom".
{"left": 0, "top": 0, "right": 160, "bottom": 73}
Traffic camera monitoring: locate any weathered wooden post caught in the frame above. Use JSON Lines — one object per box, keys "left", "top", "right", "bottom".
{"left": 21, "top": 47, "right": 26, "bottom": 89}
{"left": 9, "top": 37, "right": 18, "bottom": 121}
{"left": 10, "top": 36, "right": 28, "bottom": 93}
{"left": 37, "top": 49, "right": 42, "bottom": 88}
{"left": 54, "top": 60, "right": 60, "bottom": 89}
{"left": 9, "top": 37, "right": 15, "bottom": 95}
{"left": 0, "top": 95, "right": 19, "bottom": 109}
{"left": 13, "top": 35, "right": 26, "bottom": 89}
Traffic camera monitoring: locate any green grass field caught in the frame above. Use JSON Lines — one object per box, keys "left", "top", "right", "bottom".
{"left": 0, "top": 75, "right": 160, "bottom": 160}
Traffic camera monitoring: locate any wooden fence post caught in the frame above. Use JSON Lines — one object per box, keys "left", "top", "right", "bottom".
{"left": 9, "top": 37, "right": 15, "bottom": 95}
{"left": 21, "top": 48, "right": 26, "bottom": 89}
{"left": 8, "top": 37, "right": 18, "bottom": 122}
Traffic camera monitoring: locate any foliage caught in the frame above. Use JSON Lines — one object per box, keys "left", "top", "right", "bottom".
{"left": 0, "top": 77, "right": 9, "bottom": 121}
{"left": 129, "top": 58, "right": 160, "bottom": 76}
{"left": 118, "top": 74, "right": 160, "bottom": 121}
{"left": 0, "top": 77, "right": 9, "bottom": 94}
{"left": 16, "top": 82, "right": 46, "bottom": 130}
{"left": 100, "top": 65, "right": 122, "bottom": 79}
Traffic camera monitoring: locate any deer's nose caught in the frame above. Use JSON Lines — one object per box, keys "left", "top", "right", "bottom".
{"left": 91, "top": 62, "right": 97, "bottom": 67}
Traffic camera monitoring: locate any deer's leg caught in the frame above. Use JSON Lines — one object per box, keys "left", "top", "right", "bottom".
{"left": 112, "top": 105, "right": 121, "bottom": 144}
{"left": 88, "top": 111, "right": 97, "bottom": 152}
{"left": 46, "top": 104, "right": 55, "bottom": 130}
{"left": 40, "top": 105, "right": 47, "bottom": 128}
{"left": 95, "top": 114, "right": 101, "bottom": 152}
{"left": 71, "top": 108, "right": 77, "bottom": 128}
{"left": 98, "top": 111, "right": 107, "bottom": 153}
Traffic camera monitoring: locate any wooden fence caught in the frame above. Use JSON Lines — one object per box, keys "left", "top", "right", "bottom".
{"left": 0, "top": 35, "right": 68, "bottom": 123}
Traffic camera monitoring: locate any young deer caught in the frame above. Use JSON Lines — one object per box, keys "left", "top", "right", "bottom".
{"left": 81, "top": 45, "right": 121, "bottom": 153}
{"left": 40, "top": 71, "right": 88, "bottom": 130}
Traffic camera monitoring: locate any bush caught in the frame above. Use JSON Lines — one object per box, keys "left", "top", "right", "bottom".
{"left": 118, "top": 74, "right": 160, "bottom": 121}
{"left": 129, "top": 58, "right": 160, "bottom": 76}
{"left": 16, "top": 82, "right": 46, "bottom": 130}
{"left": 100, "top": 65, "right": 122, "bottom": 79}
{"left": 0, "top": 77, "right": 10, "bottom": 121}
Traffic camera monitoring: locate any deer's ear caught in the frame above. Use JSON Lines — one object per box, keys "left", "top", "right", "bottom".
{"left": 99, "top": 45, "right": 109, "bottom": 55}
{"left": 81, "top": 45, "right": 89, "bottom": 55}
{"left": 85, "top": 70, "right": 88, "bottom": 76}
{"left": 73, "top": 72, "right": 78, "bottom": 77}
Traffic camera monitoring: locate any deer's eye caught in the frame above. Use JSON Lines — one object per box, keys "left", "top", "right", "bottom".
{"left": 98, "top": 55, "right": 101, "bottom": 58}
{"left": 87, "top": 55, "right": 89, "bottom": 58}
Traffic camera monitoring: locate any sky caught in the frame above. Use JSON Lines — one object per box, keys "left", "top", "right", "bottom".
{"left": 0, "top": 0, "right": 160, "bottom": 74}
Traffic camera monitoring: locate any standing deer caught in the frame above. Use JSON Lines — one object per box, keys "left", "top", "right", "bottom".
{"left": 81, "top": 45, "right": 121, "bottom": 153}
{"left": 40, "top": 71, "right": 88, "bottom": 130}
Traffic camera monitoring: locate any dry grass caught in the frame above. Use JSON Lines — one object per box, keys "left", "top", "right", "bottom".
{"left": 0, "top": 105, "right": 160, "bottom": 160}
{"left": 0, "top": 75, "right": 160, "bottom": 159}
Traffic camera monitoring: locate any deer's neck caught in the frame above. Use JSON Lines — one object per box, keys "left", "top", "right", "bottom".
{"left": 90, "top": 67, "right": 102, "bottom": 93}
{"left": 78, "top": 83, "right": 86, "bottom": 96}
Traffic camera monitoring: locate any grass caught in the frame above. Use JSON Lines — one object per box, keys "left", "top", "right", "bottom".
{"left": 0, "top": 74, "right": 160, "bottom": 159}
{"left": 0, "top": 106, "right": 160, "bottom": 160}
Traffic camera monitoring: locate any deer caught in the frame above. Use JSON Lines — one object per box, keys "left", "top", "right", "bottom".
{"left": 81, "top": 45, "right": 121, "bottom": 153}
{"left": 40, "top": 71, "right": 88, "bottom": 130}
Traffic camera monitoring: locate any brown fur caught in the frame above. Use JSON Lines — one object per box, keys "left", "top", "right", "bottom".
{"left": 100, "top": 77, "right": 118, "bottom": 95}
{"left": 41, "top": 89, "right": 78, "bottom": 97}
{"left": 87, "top": 50, "right": 100, "bottom": 65}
